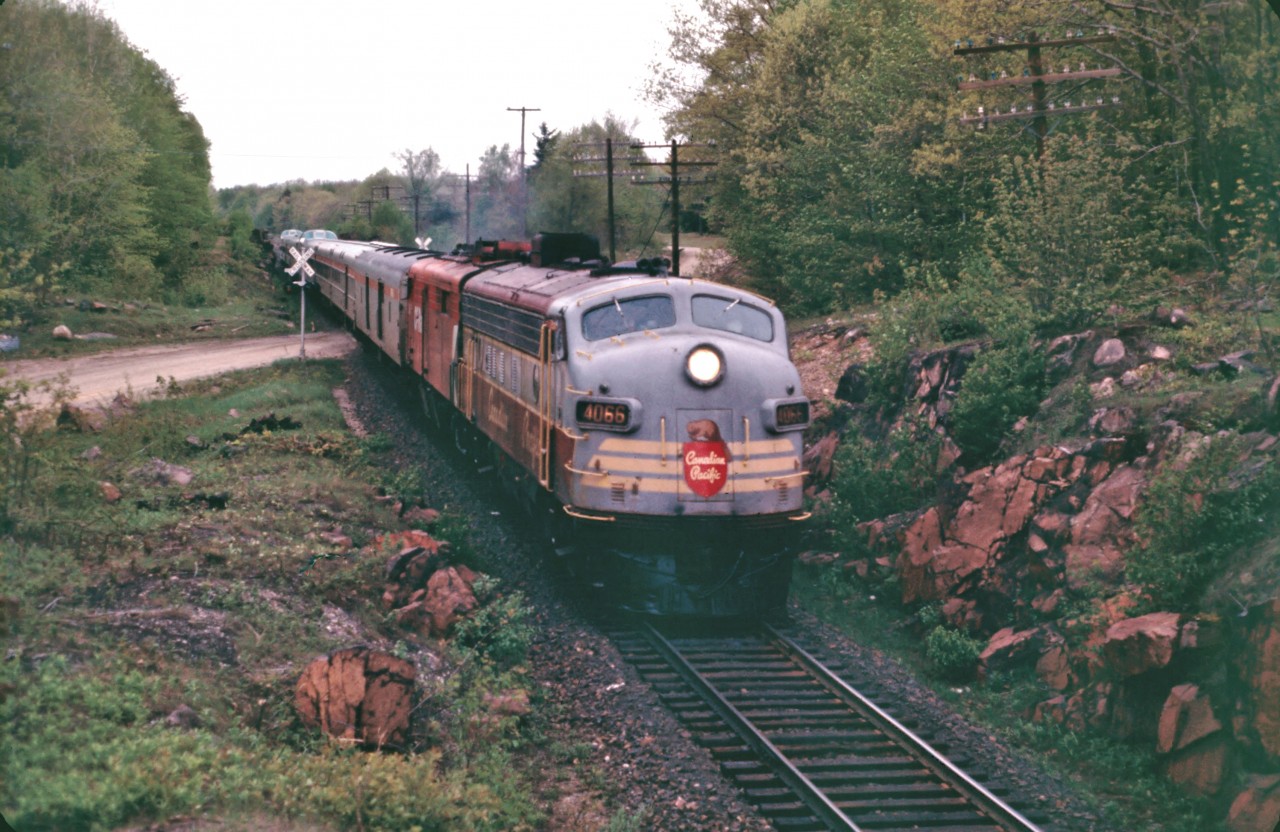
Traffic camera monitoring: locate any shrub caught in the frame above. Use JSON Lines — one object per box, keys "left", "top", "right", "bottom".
{"left": 452, "top": 581, "right": 534, "bottom": 670}
{"left": 1130, "top": 432, "right": 1280, "bottom": 610}
{"left": 827, "top": 419, "right": 941, "bottom": 555}
{"left": 947, "top": 339, "right": 1046, "bottom": 464}
{"left": 924, "top": 626, "right": 982, "bottom": 682}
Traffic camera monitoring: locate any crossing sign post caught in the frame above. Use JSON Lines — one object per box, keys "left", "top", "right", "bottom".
{"left": 285, "top": 246, "right": 316, "bottom": 358}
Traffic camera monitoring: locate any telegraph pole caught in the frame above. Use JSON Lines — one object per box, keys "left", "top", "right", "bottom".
{"left": 507, "top": 105, "right": 541, "bottom": 238}
{"left": 954, "top": 30, "right": 1120, "bottom": 157}
{"left": 630, "top": 140, "right": 716, "bottom": 277}
{"left": 572, "top": 137, "right": 647, "bottom": 262}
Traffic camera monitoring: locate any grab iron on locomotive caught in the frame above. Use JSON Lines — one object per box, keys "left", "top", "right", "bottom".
{"left": 289, "top": 232, "right": 811, "bottom": 616}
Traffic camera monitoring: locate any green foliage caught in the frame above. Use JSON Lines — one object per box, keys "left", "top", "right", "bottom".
{"left": 0, "top": 656, "right": 533, "bottom": 832}
{"left": 451, "top": 579, "right": 534, "bottom": 670}
{"left": 0, "top": 0, "right": 214, "bottom": 319}
{"left": 924, "top": 625, "right": 982, "bottom": 682}
{"left": 224, "top": 209, "right": 257, "bottom": 261}
{"left": 981, "top": 136, "right": 1174, "bottom": 335}
{"left": 527, "top": 115, "right": 668, "bottom": 259}
{"left": 1130, "top": 432, "right": 1280, "bottom": 610}
{"left": 948, "top": 338, "right": 1047, "bottom": 464}
{"left": 370, "top": 200, "right": 415, "bottom": 246}
{"left": 827, "top": 419, "right": 940, "bottom": 551}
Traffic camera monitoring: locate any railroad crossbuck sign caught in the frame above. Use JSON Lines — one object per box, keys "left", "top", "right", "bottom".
{"left": 285, "top": 246, "right": 314, "bottom": 358}
{"left": 285, "top": 246, "right": 315, "bottom": 280}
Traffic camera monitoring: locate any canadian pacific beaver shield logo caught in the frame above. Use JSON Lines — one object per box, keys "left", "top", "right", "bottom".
{"left": 682, "top": 418, "right": 731, "bottom": 498}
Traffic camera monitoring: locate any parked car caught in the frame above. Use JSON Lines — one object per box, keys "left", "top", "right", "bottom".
{"left": 280, "top": 229, "right": 304, "bottom": 244}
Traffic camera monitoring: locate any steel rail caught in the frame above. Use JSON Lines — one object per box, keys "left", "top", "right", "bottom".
{"left": 639, "top": 621, "right": 863, "bottom": 831}
{"left": 764, "top": 623, "right": 1045, "bottom": 832}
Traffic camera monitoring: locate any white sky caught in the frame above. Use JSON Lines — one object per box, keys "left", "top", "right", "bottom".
{"left": 94, "top": 0, "right": 694, "bottom": 189}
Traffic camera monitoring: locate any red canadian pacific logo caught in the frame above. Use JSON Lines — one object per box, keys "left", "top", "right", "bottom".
{"left": 683, "top": 419, "right": 730, "bottom": 498}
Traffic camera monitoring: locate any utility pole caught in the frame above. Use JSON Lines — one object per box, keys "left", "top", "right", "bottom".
{"left": 507, "top": 105, "right": 541, "bottom": 238}
{"left": 630, "top": 140, "right": 716, "bottom": 277}
{"left": 954, "top": 30, "right": 1120, "bottom": 157}
{"left": 572, "top": 137, "right": 647, "bottom": 262}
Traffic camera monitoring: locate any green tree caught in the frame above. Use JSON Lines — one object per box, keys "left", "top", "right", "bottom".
{"left": 370, "top": 200, "right": 414, "bottom": 246}
{"left": 0, "top": 0, "right": 214, "bottom": 316}
{"left": 527, "top": 116, "right": 667, "bottom": 256}
{"left": 474, "top": 144, "right": 521, "bottom": 239}
{"left": 396, "top": 147, "right": 441, "bottom": 239}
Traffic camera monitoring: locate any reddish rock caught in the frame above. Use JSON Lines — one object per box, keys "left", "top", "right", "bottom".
{"left": 1070, "top": 465, "right": 1144, "bottom": 547}
{"left": 1162, "top": 735, "right": 1229, "bottom": 796}
{"left": 401, "top": 505, "right": 441, "bottom": 526}
{"left": 897, "top": 507, "right": 944, "bottom": 604}
{"left": 422, "top": 566, "right": 478, "bottom": 636}
{"left": 1036, "top": 643, "right": 1073, "bottom": 691}
{"left": 382, "top": 542, "right": 449, "bottom": 610}
{"left": 842, "top": 558, "right": 872, "bottom": 578}
{"left": 1031, "top": 589, "right": 1065, "bottom": 616}
{"left": 1032, "top": 695, "right": 1067, "bottom": 725}
{"left": 1023, "top": 446, "right": 1073, "bottom": 483}
{"left": 1242, "top": 599, "right": 1280, "bottom": 762}
{"left": 1063, "top": 543, "right": 1124, "bottom": 589}
{"left": 949, "top": 461, "right": 1023, "bottom": 554}
{"left": 936, "top": 436, "right": 962, "bottom": 473}
{"left": 99, "top": 481, "right": 122, "bottom": 503}
{"left": 940, "top": 597, "right": 984, "bottom": 632}
{"left": 295, "top": 647, "right": 414, "bottom": 749}
{"left": 371, "top": 528, "right": 443, "bottom": 555}
{"left": 1031, "top": 509, "right": 1072, "bottom": 542}
{"left": 803, "top": 432, "right": 840, "bottom": 483}
{"left": 319, "top": 529, "right": 352, "bottom": 549}
{"left": 980, "top": 627, "right": 1041, "bottom": 669}
{"left": 1102, "top": 612, "right": 1182, "bottom": 678}
{"left": 1157, "top": 684, "right": 1222, "bottom": 752}
{"left": 1227, "top": 774, "right": 1280, "bottom": 832}
{"left": 1093, "top": 338, "right": 1127, "bottom": 367}
{"left": 1089, "top": 407, "right": 1137, "bottom": 437}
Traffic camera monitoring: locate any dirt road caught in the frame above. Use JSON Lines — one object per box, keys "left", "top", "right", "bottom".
{"left": 1, "top": 331, "right": 357, "bottom": 408}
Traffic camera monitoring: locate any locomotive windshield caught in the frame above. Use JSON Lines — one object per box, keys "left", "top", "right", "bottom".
{"left": 582, "top": 295, "right": 676, "bottom": 341}
{"left": 692, "top": 294, "right": 774, "bottom": 342}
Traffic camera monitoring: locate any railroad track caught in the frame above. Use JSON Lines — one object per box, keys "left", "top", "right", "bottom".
{"left": 614, "top": 621, "right": 1048, "bottom": 832}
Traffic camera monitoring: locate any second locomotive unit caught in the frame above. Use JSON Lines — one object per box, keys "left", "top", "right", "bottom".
{"left": 302, "top": 232, "right": 811, "bottom": 616}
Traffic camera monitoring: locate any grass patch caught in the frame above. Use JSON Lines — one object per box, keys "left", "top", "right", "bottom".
{"left": 0, "top": 359, "right": 549, "bottom": 831}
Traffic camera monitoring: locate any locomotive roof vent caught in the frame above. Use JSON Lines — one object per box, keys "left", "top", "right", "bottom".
{"left": 532, "top": 232, "right": 601, "bottom": 267}
{"left": 593, "top": 256, "right": 671, "bottom": 278}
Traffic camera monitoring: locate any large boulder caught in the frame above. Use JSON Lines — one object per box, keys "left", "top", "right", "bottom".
{"left": 1156, "top": 683, "right": 1229, "bottom": 795}
{"left": 421, "top": 566, "right": 479, "bottom": 635}
{"left": 295, "top": 647, "right": 415, "bottom": 749}
{"left": 1101, "top": 612, "right": 1182, "bottom": 678}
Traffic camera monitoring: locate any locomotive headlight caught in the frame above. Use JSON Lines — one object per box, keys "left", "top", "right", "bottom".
{"left": 686, "top": 345, "right": 724, "bottom": 387}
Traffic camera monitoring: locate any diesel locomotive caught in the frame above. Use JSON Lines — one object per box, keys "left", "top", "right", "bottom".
{"left": 297, "top": 232, "right": 811, "bottom": 616}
